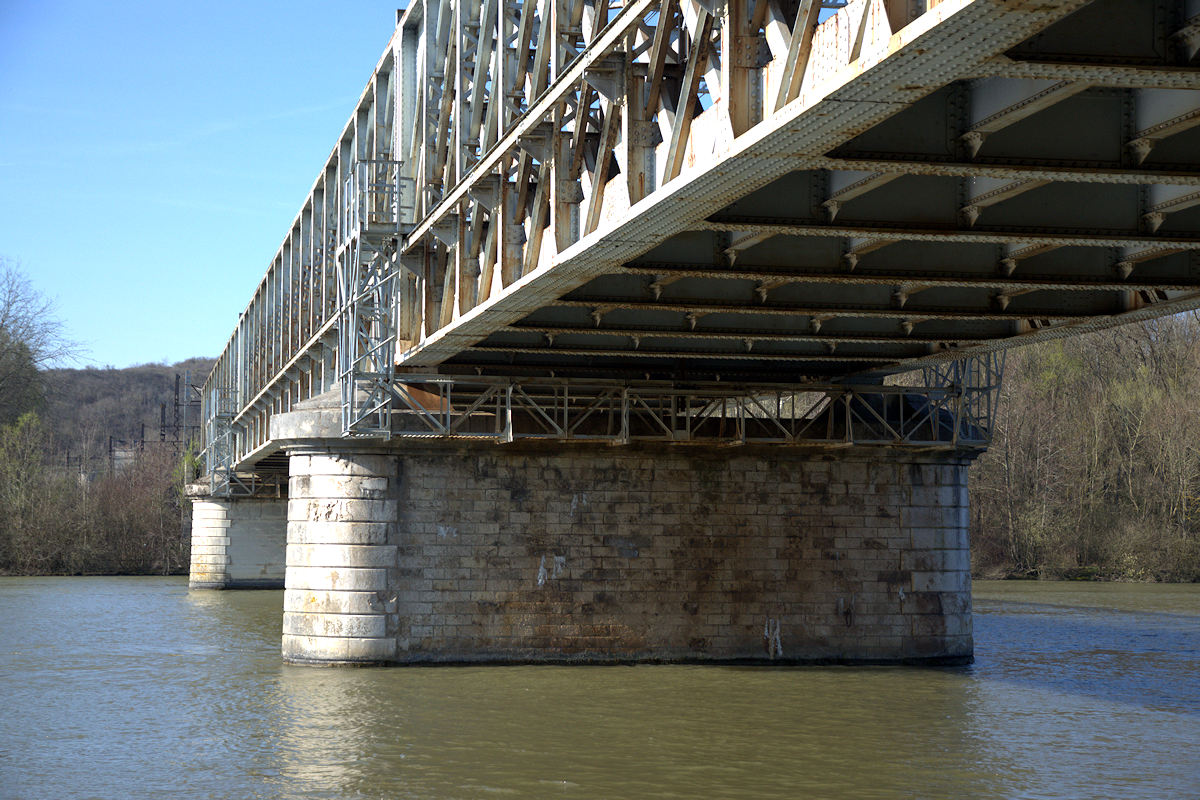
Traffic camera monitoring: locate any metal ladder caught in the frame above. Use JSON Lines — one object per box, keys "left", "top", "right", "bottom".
{"left": 336, "top": 159, "right": 415, "bottom": 437}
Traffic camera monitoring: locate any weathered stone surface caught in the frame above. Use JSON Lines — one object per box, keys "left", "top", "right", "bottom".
{"left": 282, "top": 451, "right": 401, "bottom": 663}
{"left": 280, "top": 443, "right": 976, "bottom": 665}
{"left": 902, "top": 548, "right": 971, "bottom": 572}
{"left": 284, "top": 589, "right": 397, "bottom": 615}
{"left": 190, "top": 553, "right": 232, "bottom": 566}
{"left": 287, "top": 498, "right": 399, "bottom": 524}
{"left": 281, "top": 633, "right": 397, "bottom": 663}
{"left": 282, "top": 611, "right": 390, "bottom": 638}
{"left": 285, "top": 565, "right": 391, "bottom": 592}
{"left": 285, "top": 543, "right": 398, "bottom": 568}
{"left": 289, "top": 452, "right": 396, "bottom": 478}
{"left": 287, "top": 520, "right": 393, "bottom": 545}
{"left": 910, "top": 570, "right": 970, "bottom": 594}
{"left": 289, "top": 475, "right": 390, "bottom": 500}
{"left": 189, "top": 497, "right": 286, "bottom": 589}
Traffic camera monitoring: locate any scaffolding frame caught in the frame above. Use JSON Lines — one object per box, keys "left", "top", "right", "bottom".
{"left": 337, "top": 159, "right": 415, "bottom": 437}
{"left": 370, "top": 352, "right": 1005, "bottom": 448}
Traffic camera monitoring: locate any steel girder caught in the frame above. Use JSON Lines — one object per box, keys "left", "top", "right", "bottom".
{"left": 202, "top": 0, "right": 1200, "bottom": 473}
{"left": 376, "top": 350, "right": 1005, "bottom": 448}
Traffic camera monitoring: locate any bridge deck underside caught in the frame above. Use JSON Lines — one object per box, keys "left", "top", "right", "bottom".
{"left": 202, "top": 0, "right": 1200, "bottom": 476}
{"left": 421, "top": 0, "right": 1200, "bottom": 383}
{"left": 451, "top": 88, "right": 1200, "bottom": 382}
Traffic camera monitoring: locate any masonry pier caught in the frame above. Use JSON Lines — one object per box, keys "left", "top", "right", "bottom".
{"left": 187, "top": 495, "right": 287, "bottom": 590}
{"left": 282, "top": 451, "right": 400, "bottom": 663}
{"left": 262, "top": 394, "right": 976, "bottom": 666}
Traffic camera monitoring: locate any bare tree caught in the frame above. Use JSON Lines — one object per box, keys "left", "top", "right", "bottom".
{"left": 0, "top": 258, "right": 79, "bottom": 422}
{"left": 971, "top": 318, "right": 1200, "bottom": 581}
{"left": 0, "top": 257, "right": 76, "bottom": 368}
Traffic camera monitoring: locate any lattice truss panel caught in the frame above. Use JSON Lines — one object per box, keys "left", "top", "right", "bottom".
{"left": 374, "top": 350, "right": 1003, "bottom": 447}
{"left": 395, "top": 0, "right": 910, "bottom": 358}
{"left": 203, "top": 0, "right": 1200, "bottom": 471}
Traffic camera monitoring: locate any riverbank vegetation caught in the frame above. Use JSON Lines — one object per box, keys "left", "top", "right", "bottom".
{"left": 971, "top": 315, "right": 1200, "bottom": 582}
{"left": 0, "top": 354, "right": 210, "bottom": 576}
{"left": 0, "top": 259, "right": 202, "bottom": 576}
{"left": 0, "top": 414, "right": 193, "bottom": 575}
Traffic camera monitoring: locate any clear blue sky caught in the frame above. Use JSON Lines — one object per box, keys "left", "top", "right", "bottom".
{"left": 1, "top": 1, "right": 404, "bottom": 368}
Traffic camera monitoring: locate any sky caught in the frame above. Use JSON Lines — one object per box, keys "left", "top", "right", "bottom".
{"left": 1, "top": 1, "right": 405, "bottom": 368}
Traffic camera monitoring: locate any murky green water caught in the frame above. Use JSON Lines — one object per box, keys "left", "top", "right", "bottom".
{"left": 1, "top": 577, "right": 1197, "bottom": 799}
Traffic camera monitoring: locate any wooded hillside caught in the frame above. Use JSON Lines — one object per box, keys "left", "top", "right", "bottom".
{"left": 971, "top": 316, "right": 1200, "bottom": 582}
{"left": 0, "top": 359, "right": 212, "bottom": 575}
{"left": 41, "top": 358, "right": 212, "bottom": 467}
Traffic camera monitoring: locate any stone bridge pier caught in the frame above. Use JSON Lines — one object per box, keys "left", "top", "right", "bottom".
{"left": 186, "top": 491, "right": 286, "bottom": 590}
{"left": 258, "top": 394, "right": 975, "bottom": 666}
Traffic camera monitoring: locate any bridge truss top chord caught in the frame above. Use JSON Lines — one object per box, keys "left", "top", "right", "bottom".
{"left": 201, "top": 0, "right": 1200, "bottom": 486}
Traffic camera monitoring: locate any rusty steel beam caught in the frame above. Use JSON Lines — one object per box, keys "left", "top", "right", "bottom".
{"left": 976, "top": 58, "right": 1200, "bottom": 90}
{"left": 816, "top": 157, "right": 1200, "bottom": 186}
{"left": 552, "top": 297, "right": 1095, "bottom": 321}
{"left": 401, "top": 0, "right": 1096, "bottom": 368}
{"left": 619, "top": 263, "right": 1200, "bottom": 293}
{"left": 204, "top": 0, "right": 1200, "bottom": 466}
{"left": 360, "top": 365, "right": 1006, "bottom": 449}
{"left": 502, "top": 322, "right": 995, "bottom": 345}
{"left": 699, "top": 220, "right": 1200, "bottom": 250}
{"left": 868, "top": 289, "right": 1200, "bottom": 375}
{"left": 465, "top": 343, "right": 893, "bottom": 361}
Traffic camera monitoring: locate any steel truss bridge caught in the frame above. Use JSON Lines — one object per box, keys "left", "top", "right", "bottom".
{"left": 202, "top": 0, "right": 1200, "bottom": 494}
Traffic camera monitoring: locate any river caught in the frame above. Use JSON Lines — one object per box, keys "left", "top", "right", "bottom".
{"left": 0, "top": 577, "right": 1196, "bottom": 799}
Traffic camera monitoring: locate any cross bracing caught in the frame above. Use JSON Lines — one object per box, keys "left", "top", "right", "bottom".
{"left": 368, "top": 360, "right": 1003, "bottom": 448}
{"left": 201, "top": 0, "right": 1200, "bottom": 484}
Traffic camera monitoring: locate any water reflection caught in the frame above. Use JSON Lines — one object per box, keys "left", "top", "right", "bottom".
{"left": 261, "top": 661, "right": 1012, "bottom": 798}
{"left": 1, "top": 577, "right": 1197, "bottom": 799}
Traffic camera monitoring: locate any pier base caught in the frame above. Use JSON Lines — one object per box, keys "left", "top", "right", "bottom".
{"left": 188, "top": 496, "right": 287, "bottom": 589}
{"left": 282, "top": 451, "right": 399, "bottom": 664}
{"left": 276, "top": 434, "right": 974, "bottom": 666}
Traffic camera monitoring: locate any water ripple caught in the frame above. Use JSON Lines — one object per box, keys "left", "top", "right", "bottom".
{"left": 0, "top": 577, "right": 1197, "bottom": 799}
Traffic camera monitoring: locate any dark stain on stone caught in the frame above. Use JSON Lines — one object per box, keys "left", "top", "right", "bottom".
{"left": 509, "top": 486, "right": 529, "bottom": 508}
{"left": 905, "top": 592, "right": 945, "bottom": 615}
{"left": 908, "top": 463, "right": 925, "bottom": 486}
{"left": 602, "top": 535, "right": 648, "bottom": 557}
